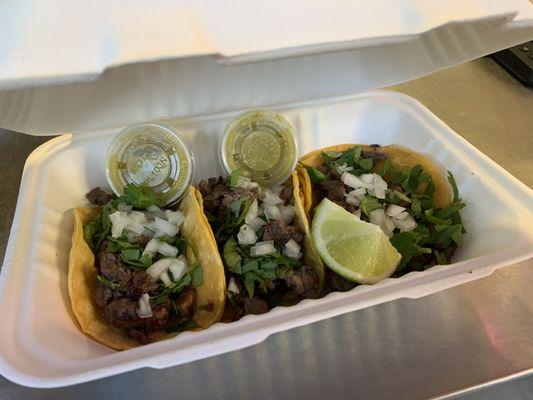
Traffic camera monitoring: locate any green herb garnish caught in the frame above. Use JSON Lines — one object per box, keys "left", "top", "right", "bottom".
{"left": 97, "top": 275, "right": 121, "bottom": 290}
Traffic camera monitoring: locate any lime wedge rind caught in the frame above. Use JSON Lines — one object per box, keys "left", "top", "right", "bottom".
{"left": 311, "top": 199, "right": 401, "bottom": 284}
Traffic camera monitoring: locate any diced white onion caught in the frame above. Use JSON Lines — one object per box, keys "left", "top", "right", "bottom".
{"left": 368, "top": 208, "right": 398, "bottom": 236}
{"left": 143, "top": 238, "right": 160, "bottom": 257}
{"left": 236, "top": 176, "right": 260, "bottom": 190}
{"left": 264, "top": 204, "right": 282, "bottom": 221}
{"left": 345, "top": 194, "right": 360, "bottom": 206}
{"left": 245, "top": 199, "right": 259, "bottom": 224}
{"left": 146, "top": 258, "right": 174, "bottom": 280}
{"left": 263, "top": 189, "right": 283, "bottom": 205}
{"left": 386, "top": 204, "right": 407, "bottom": 218}
{"left": 257, "top": 204, "right": 265, "bottom": 217}
{"left": 109, "top": 211, "right": 130, "bottom": 238}
{"left": 129, "top": 211, "right": 147, "bottom": 223}
{"left": 353, "top": 209, "right": 362, "bottom": 219}
{"left": 372, "top": 174, "right": 388, "bottom": 190}
{"left": 247, "top": 217, "right": 266, "bottom": 232}
{"left": 165, "top": 210, "right": 185, "bottom": 227}
{"left": 393, "top": 214, "right": 417, "bottom": 232}
{"left": 169, "top": 258, "right": 187, "bottom": 281}
{"left": 341, "top": 172, "right": 370, "bottom": 189}
{"left": 153, "top": 217, "right": 179, "bottom": 237}
{"left": 126, "top": 232, "right": 138, "bottom": 243}
{"left": 351, "top": 187, "right": 367, "bottom": 199}
{"left": 336, "top": 163, "right": 354, "bottom": 175}
{"left": 160, "top": 271, "right": 172, "bottom": 287}
{"left": 126, "top": 219, "right": 145, "bottom": 235}
{"left": 347, "top": 173, "right": 388, "bottom": 199}
{"left": 368, "top": 185, "right": 386, "bottom": 199}
{"left": 136, "top": 293, "right": 153, "bottom": 319}
{"left": 383, "top": 218, "right": 396, "bottom": 237}
{"left": 369, "top": 209, "right": 386, "bottom": 226}
{"left": 228, "top": 277, "right": 240, "bottom": 294}
{"left": 147, "top": 205, "right": 166, "bottom": 219}
{"left": 117, "top": 202, "right": 133, "bottom": 212}
{"left": 250, "top": 241, "right": 277, "bottom": 257}
{"left": 284, "top": 239, "right": 302, "bottom": 259}
{"left": 361, "top": 174, "right": 375, "bottom": 184}
{"left": 237, "top": 224, "right": 258, "bottom": 245}
{"left": 280, "top": 205, "right": 296, "bottom": 224}
{"left": 157, "top": 241, "right": 179, "bottom": 258}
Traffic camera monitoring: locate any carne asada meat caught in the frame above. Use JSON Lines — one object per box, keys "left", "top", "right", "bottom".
{"left": 86, "top": 187, "right": 112, "bottom": 206}
{"left": 262, "top": 219, "right": 303, "bottom": 244}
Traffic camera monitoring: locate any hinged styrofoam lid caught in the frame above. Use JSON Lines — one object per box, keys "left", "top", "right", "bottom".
{"left": 1, "top": 0, "right": 532, "bottom": 135}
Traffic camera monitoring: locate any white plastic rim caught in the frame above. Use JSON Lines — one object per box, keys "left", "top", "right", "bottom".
{"left": 0, "top": 91, "right": 531, "bottom": 388}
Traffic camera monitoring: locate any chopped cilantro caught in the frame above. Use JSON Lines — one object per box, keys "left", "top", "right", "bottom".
{"left": 97, "top": 275, "right": 120, "bottom": 290}
{"left": 229, "top": 170, "right": 241, "bottom": 188}
{"left": 153, "top": 274, "right": 192, "bottom": 304}
{"left": 119, "top": 183, "right": 160, "bottom": 209}
{"left": 121, "top": 247, "right": 140, "bottom": 261}
{"left": 390, "top": 231, "right": 432, "bottom": 270}
{"left": 191, "top": 265, "right": 203, "bottom": 287}
{"left": 165, "top": 320, "right": 200, "bottom": 333}
{"left": 359, "top": 195, "right": 382, "bottom": 216}
{"left": 242, "top": 260, "right": 259, "bottom": 273}
{"left": 223, "top": 238, "right": 242, "bottom": 273}
{"left": 305, "top": 165, "right": 327, "bottom": 184}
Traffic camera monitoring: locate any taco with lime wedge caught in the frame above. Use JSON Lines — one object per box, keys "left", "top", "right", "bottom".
{"left": 299, "top": 144, "right": 466, "bottom": 291}
{"left": 198, "top": 170, "right": 325, "bottom": 321}
{"left": 68, "top": 184, "right": 226, "bottom": 350}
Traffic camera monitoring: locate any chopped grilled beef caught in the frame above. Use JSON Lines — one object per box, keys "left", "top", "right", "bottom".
{"left": 128, "top": 273, "right": 159, "bottom": 297}
{"left": 361, "top": 150, "right": 387, "bottom": 160}
{"left": 136, "top": 234, "right": 151, "bottom": 248}
{"left": 279, "top": 185, "right": 294, "bottom": 204}
{"left": 316, "top": 179, "right": 357, "bottom": 213}
{"left": 243, "top": 297, "right": 269, "bottom": 315}
{"left": 94, "top": 242, "right": 196, "bottom": 343}
{"left": 95, "top": 284, "right": 114, "bottom": 308}
{"left": 103, "top": 298, "right": 143, "bottom": 330}
{"left": 174, "top": 287, "right": 196, "bottom": 320}
{"left": 86, "top": 187, "right": 112, "bottom": 206}
{"left": 262, "top": 219, "right": 303, "bottom": 244}
{"left": 97, "top": 248, "right": 133, "bottom": 287}
{"left": 325, "top": 272, "right": 357, "bottom": 293}
{"left": 220, "top": 187, "right": 260, "bottom": 216}
{"left": 320, "top": 180, "right": 345, "bottom": 201}
{"left": 199, "top": 176, "right": 230, "bottom": 215}
{"left": 283, "top": 265, "right": 319, "bottom": 299}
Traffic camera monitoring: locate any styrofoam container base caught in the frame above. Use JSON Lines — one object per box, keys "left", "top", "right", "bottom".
{"left": 1, "top": 91, "right": 531, "bottom": 387}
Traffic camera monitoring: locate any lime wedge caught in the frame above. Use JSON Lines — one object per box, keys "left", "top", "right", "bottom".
{"left": 311, "top": 199, "right": 401, "bottom": 284}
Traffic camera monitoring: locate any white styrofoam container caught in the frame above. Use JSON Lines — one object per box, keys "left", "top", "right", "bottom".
{"left": 0, "top": 90, "right": 531, "bottom": 388}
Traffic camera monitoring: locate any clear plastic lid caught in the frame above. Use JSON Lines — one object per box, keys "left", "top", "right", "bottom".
{"left": 106, "top": 122, "right": 194, "bottom": 206}
{"left": 219, "top": 110, "right": 298, "bottom": 187}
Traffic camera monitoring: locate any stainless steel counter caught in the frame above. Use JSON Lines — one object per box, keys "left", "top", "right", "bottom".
{"left": 0, "top": 57, "right": 532, "bottom": 399}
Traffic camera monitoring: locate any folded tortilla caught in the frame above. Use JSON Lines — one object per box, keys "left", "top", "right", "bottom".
{"left": 298, "top": 144, "right": 452, "bottom": 217}
{"left": 68, "top": 187, "right": 226, "bottom": 350}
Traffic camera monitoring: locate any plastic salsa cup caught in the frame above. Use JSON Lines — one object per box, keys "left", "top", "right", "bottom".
{"left": 219, "top": 110, "right": 298, "bottom": 187}
{"left": 106, "top": 122, "right": 194, "bottom": 206}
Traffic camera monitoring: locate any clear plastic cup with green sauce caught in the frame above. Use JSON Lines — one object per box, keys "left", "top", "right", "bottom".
{"left": 106, "top": 122, "right": 194, "bottom": 206}
{"left": 219, "top": 110, "right": 298, "bottom": 187}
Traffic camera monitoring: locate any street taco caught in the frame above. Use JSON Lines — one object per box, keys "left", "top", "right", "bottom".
{"left": 198, "top": 170, "right": 325, "bottom": 321}
{"left": 68, "top": 184, "right": 226, "bottom": 350}
{"left": 299, "top": 144, "right": 466, "bottom": 290}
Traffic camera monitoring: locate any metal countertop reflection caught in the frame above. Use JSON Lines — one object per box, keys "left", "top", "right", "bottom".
{"left": 0, "top": 57, "right": 532, "bottom": 399}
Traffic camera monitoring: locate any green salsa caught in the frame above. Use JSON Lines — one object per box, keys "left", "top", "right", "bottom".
{"left": 221, "top": 110, "right": 298, "bottom": 187}
{"left": 107, "top": 123, "right": 193, "bottom": 206}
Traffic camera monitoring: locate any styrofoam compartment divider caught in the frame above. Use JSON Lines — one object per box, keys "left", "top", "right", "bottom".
{"left": 0, "top": 91, "right": 532, "bottom": 387}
